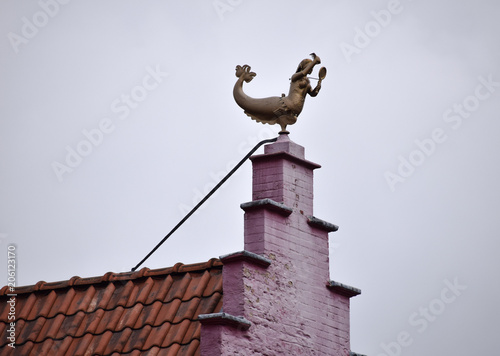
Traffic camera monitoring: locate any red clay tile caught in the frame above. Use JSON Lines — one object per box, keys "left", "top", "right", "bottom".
{"left": 50, "top": 287, "right": 76, "bottom": 317}
{"left": 94, "top": 305, "right": 125, "bottom": 335}
{"left": 122, "top": 323, "right": 155, "bottom": 353}
{"left": 173, "top": 298, "right": 201, "bottom": 324}
{"left": 153, "top": 299, "right": 182, "bottom": 328}
{"left": 109, "top": 280, "right": 135, "bottom": 309}
{"left": 163, "top": 274, "right": 193, "bottom": 303}
{"left": 163, "top": 319, "right": 193, "bottom": 347}
{"left": 75, "top": 308, "right": 103, "bottom": 337}
{"left": 104, "top": 328, "right": 133, "bottom": 354}
{"left": 132, "top": 300, "right": 163, "bottom": 328}
{"left": 180, "top": 318, "right": 201, "bottom": 345}
{"left": 36, "top": 313, "right": 65, "bottom": 342}
{"left": 71, "top": 328, "right": 117, "bottom": 354}
{"left": 53, "top": 333, "right": 74, "bottom": 355}
{"left": 67, "top": 285, "right": 97, "bottom": 315}
{"left": 87, "top": 282, "right": 116, "bottom": 313}
{"left": 182, "top": 339, "right": 201, "bottom": 355}
{"left": 116, "top": 303, "right": 144, "bottom": 331}
{"left": 144, "top": 276, "right": 173, "bottom": 305}
{"left": 143, "top": 322, "right": 172, "bottom": 350}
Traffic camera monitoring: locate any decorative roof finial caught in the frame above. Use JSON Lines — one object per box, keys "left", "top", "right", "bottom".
{"left": 233, "top": 53, "right": 326, "bottom": 134}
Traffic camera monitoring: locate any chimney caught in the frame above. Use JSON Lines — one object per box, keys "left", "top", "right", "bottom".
{"left": 200, "top": 134, "right": 360, "bottom": 355}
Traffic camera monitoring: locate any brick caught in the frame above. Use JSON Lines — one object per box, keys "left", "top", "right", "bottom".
{"left": 201, "top": 136, "right": 357, "bottom": 355}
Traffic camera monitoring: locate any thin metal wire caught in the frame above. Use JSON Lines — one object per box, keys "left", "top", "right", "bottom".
{"left": 131, "top": 136, "right": 279, "bottom": 271}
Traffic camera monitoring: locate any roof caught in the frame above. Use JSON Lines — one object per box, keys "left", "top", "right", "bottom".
{"left": 0, "top": 259, "right": 223, "bottom": 356}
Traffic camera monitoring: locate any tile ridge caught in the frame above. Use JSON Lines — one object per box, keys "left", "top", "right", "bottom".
{"left": 0, "top": 258, "right": 223, "bottom": 295}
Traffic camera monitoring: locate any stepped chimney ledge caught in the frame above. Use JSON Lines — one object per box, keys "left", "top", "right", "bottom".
{"left": 200, "top": 133, "right": 361, "bottom": 355}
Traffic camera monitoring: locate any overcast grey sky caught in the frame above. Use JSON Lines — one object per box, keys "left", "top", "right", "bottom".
{"left": 1, "top": 1, "right": 499, "bottom": 355}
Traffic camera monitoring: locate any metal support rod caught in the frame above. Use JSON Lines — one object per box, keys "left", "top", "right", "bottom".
{"left": 131, "top": 136, "right": 279, "bottom": 271}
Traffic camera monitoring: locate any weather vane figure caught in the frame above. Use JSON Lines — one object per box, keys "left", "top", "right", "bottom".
{"left": 233, "top": 53, "right": 326, "bottom": 134}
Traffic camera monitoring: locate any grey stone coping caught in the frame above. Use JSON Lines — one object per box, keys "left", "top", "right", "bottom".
{"left": 220, "top": 250, "right": 272, "bottom": 268}
{"left": 198, "top": 312, "right": 252, "bottom": 330}
{"left": 240, "top": 198, "right": 293, "bottom": 216}
{"left": 250, "top": 151, "right": 321, "bottom": 170}
{"left": 327, "top": 280, "right": 361, "bottom": 298}
{"left": 307, "top": 216, "right": 339, "bottom": 232}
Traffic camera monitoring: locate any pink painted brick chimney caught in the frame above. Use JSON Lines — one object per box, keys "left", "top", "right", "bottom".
{"left": 200, "top": 134, "right": 361, "bottom": 355}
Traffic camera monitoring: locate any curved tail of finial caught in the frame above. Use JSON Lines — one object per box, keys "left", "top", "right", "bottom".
{"left": 235, "top": 65, "right": 256, "bottom": 83}
{"left": 233, "top": 64, "right": 284, "bottom": 127}
{"left": 233, "top": 65, "right": 260, "bottom": 113}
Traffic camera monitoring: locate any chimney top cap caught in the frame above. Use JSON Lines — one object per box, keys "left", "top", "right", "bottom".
{"left": 264, "top": 133, "right": 304, "bottom": 159}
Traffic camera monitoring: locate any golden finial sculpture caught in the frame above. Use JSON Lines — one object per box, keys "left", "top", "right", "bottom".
{"left": 233, "top": 53, "right": 326, "bottom": 133}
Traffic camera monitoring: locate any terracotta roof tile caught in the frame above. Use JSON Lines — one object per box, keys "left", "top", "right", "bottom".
{"left": 0, "top": 259, "right": 223, "bottom": 355}
{"left": 143, "top": 322, "right": 172, "bottom": 349}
